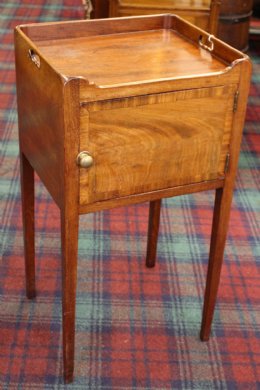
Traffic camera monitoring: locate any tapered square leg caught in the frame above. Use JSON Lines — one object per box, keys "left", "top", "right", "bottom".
{"left": 200, "top": 186, "right": 234, "bottom": 341}
{"left": 146, "top": 199, "right": 162, "bottom": 268}
{"left": 60, "top": 209, "right": 79, "bottom": 384}
{"left": 20, "top": 152, "right": 36, "bottom": 299}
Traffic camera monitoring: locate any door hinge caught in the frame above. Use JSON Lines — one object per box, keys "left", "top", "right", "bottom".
{"left": 224, "top": 153, "right": 230, "bottom": 174}
{"left": 233, "top": 91, "right": 239, "bottom": 112}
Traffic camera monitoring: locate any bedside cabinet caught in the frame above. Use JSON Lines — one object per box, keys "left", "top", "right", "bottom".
{"left": 15, "top": 14, "right": 251, "bottom": 383}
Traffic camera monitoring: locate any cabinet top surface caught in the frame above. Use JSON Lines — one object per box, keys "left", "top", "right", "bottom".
{"left": 17, "top": 15, "right": 247, "bottom": 92}
{"left": 35, "top": 29, "right": 226, "bottom": 87}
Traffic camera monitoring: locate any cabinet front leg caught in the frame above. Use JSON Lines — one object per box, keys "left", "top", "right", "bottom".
{"left": 146, "top": 199, "right": 162, "bottom": 268}
{"left": 61, "top": 210, "right": 79, "bottom": 383}
{"left": 20, "top": 152, "right": 36, "bottom": 299}
{"left": 200, "top": 186, "right": 233, "bottom": 341}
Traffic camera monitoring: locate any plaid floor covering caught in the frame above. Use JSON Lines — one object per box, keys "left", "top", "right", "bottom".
{"left": 0, "top": 1, "right": 260, "bottom": 389}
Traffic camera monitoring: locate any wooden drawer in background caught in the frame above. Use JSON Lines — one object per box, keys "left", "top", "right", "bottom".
{"left": 109, "top": 0, "right": 211, "bottom": 31}
{"left": 108, "top": 0, "right": 254, "bottom": 51}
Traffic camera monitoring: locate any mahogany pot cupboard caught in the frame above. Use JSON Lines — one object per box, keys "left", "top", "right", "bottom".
{"left": 15, "top": 14, "right": 251, "bottom": 383}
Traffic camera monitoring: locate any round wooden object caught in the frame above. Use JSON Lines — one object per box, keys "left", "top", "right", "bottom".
{"left": 217, "top": 0, "right": 254, "bottom": 51}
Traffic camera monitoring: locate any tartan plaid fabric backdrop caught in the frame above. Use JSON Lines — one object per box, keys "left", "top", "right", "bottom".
{"left": 0, "top": 1, "right": 259, "bottom": 389}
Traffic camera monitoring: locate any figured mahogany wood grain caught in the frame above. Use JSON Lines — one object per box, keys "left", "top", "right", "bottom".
{"left": 37, "top": 29, "right": 227, "bottom": 87}
{"left": 80, "top": 85, "right": 235, "bottom": 204}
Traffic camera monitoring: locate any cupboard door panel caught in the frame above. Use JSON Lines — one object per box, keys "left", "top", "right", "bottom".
{"left": 80, "top": 85, "right": 236, "bottom": 204}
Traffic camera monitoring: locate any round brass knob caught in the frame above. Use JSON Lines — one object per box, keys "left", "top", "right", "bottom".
{"left": 77, "top": 151, "right": 93, "bottom": 168}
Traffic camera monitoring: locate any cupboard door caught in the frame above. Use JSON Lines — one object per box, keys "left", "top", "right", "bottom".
{"left": 80, "top": 85, "right": 236, "bottom": 204}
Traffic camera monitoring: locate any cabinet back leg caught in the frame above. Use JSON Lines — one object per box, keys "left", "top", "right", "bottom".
{"left": 146, "top": 199, "right": 162, "bottom": 268}
{"left": 20, "top": 152, "right": 36, "bottom": 299}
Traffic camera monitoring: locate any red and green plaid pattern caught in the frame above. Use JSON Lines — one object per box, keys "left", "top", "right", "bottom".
{"left": 1, "top": 1, "right": 260, "bottom": 388}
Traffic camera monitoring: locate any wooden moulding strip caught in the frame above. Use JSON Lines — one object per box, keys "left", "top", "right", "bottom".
{"left": 79, "top": 65, "right": 241, "bottom": 103}
{"left": 79, "top": 179, "right": 225, "bottom": 214}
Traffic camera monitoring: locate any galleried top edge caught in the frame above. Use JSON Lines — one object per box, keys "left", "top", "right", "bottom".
{"left": 15, "top": 14, "right": 250, "bottom": 90}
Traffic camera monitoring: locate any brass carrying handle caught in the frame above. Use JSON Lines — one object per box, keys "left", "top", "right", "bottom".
{"left": 77, "top": 151, "right": 94, "bottom": 168}
{"left": 199, "top": 35, "right": 215, "bottom": 52}
{"left": 28, "top": 49, "right": 41, "bottom": 68}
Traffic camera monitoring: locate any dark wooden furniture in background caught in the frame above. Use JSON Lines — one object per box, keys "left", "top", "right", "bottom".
{"left": 15, "top": 14, "right": 251, "bottom": 383}
{"left": 218, "top": 0, "right": 254, "bottom": 51}
{"left": 108, "top": 0, "right": 254, "bottom": 51}
{"left": 91, "top": 0, "right": 109, "bottom": 18}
